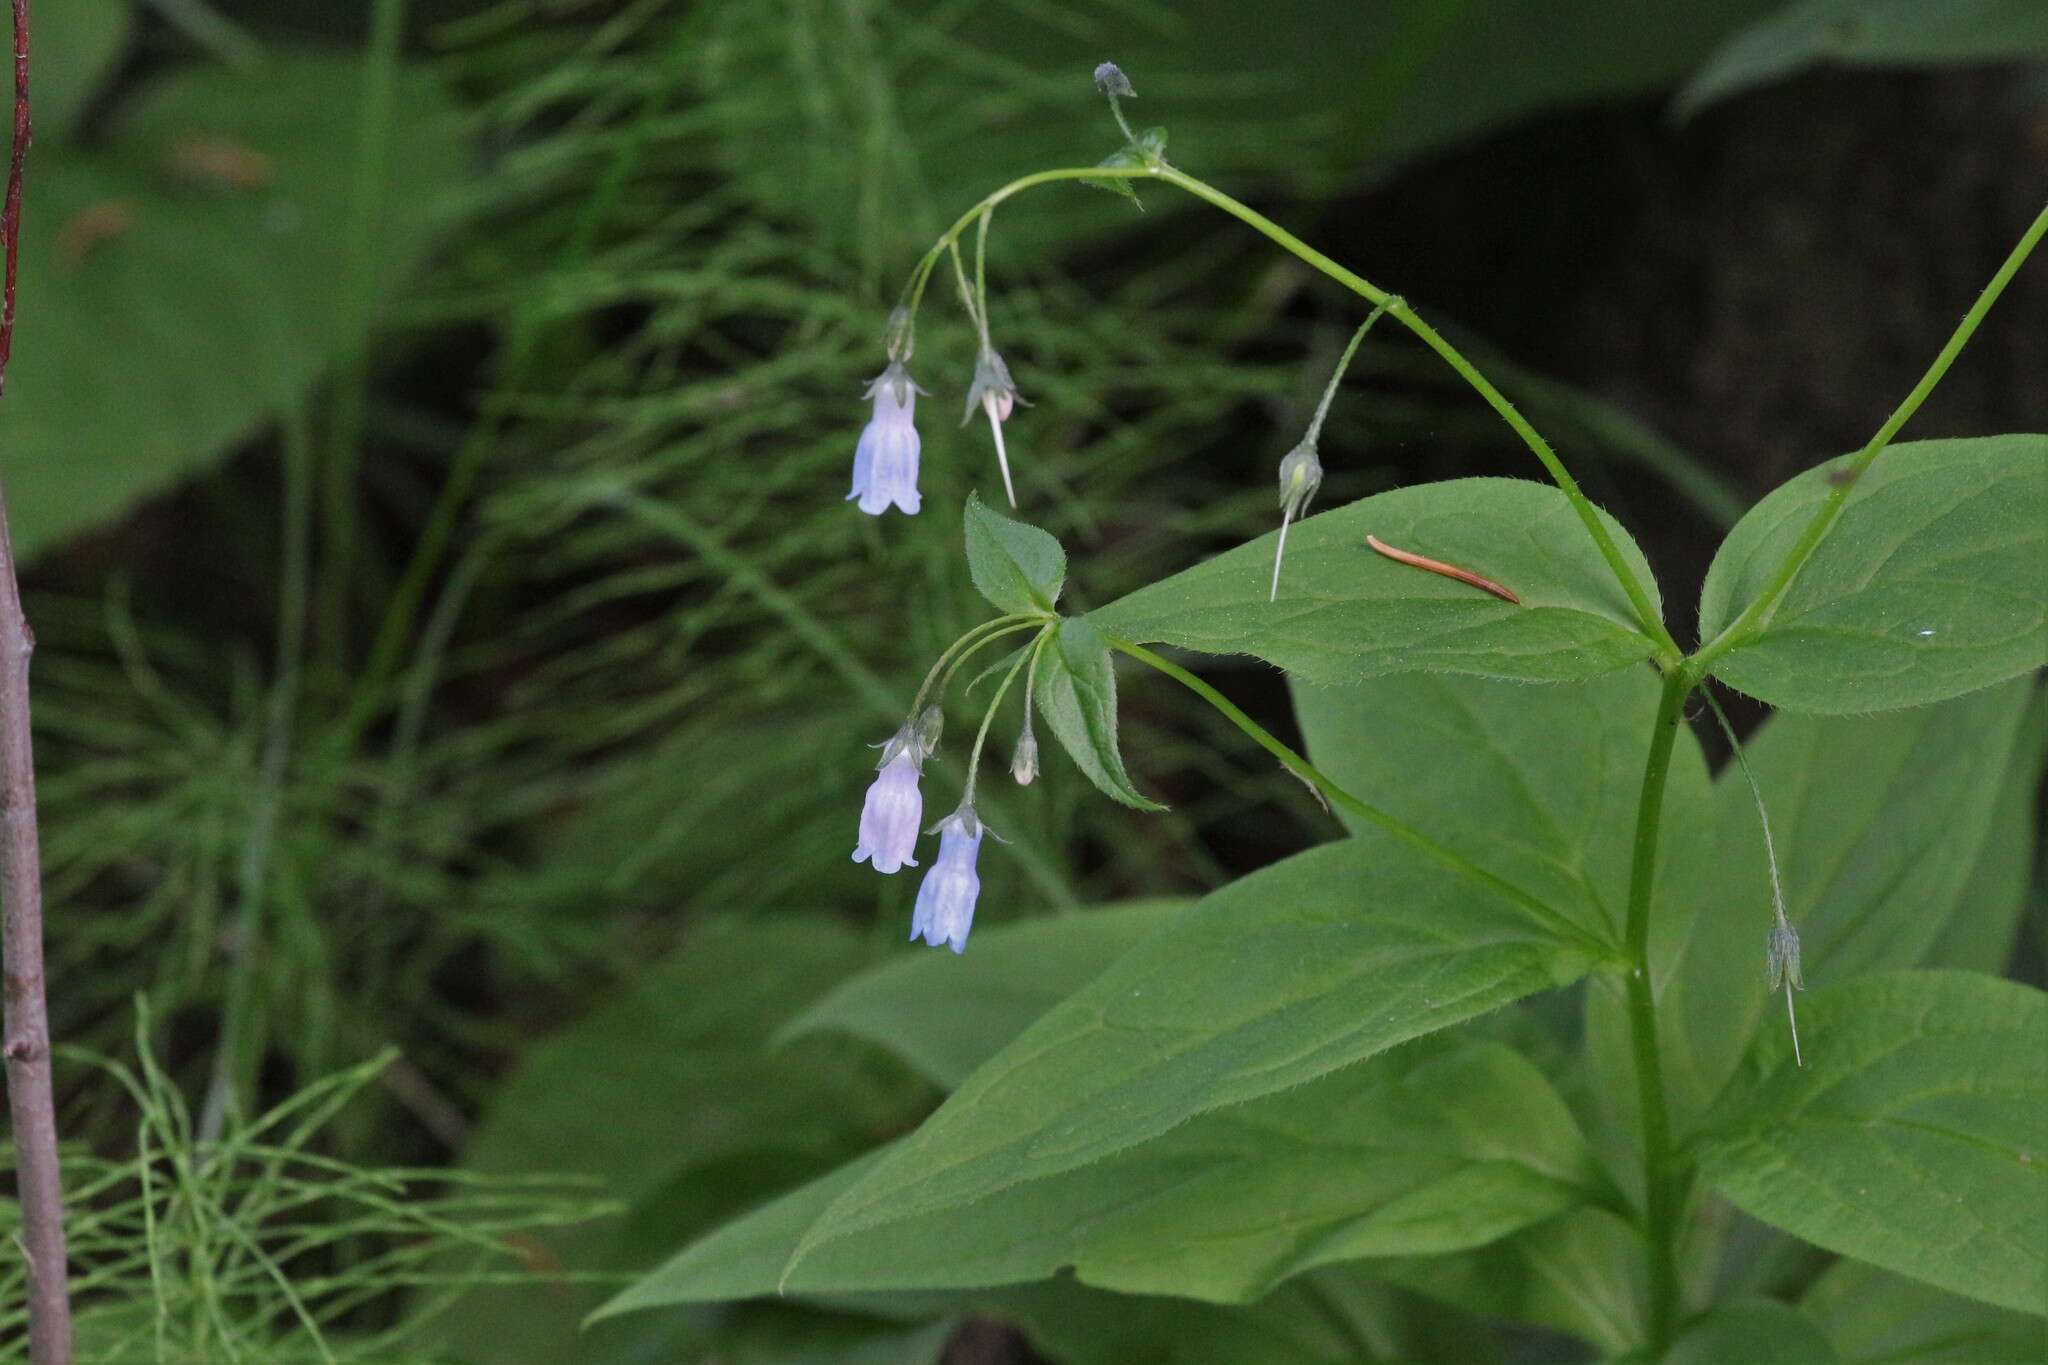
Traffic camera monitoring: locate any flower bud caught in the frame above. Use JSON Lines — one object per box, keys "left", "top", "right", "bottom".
{"left": 1094, "top": 62, "right": 1135, "bottom": 98}
{"left": 884, "top": 305, "right": 914, "bottom": 364}
{"left": 915, "top": 704, "right": 945, "bottom": 758}
{"left": 1011, "top": 724, "right": 1039, "bottom": 786}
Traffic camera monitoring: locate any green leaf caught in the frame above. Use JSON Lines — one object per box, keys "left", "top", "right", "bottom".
{"left": 1291, "top": 667, "right": 1711, "bottom": 952}
{"left": 1657, "top": 679, "right": 2036, "bottom": 1127}
{"left": 1091, "top": 478, "right": 1664, "bottom": 685}
{"left": 434, "top": 915, "right": 928, "bottom": 1365}
{"left": 1662, "top": 1299, "right": 1840, "bottom": 1365}
{"left": 43, "top": 0, "right": 129, "bottom": 140}
{"left": 2, "top": 55, "right": 464, "bottom": 562}
{"left": 602, "top": 1035, "right": 1600, "bottom": 1309}
{"left": 1801, "top": 1258, "right": 2048, "bottom": 1363}
{"left": 975, "top": 1272, "right": 1473, "bottom": 1365}
{"left": 1925, "top": 685, "right": 2048, "bottom": 974}
{"left": 963, "top": 490, "right": 1065, "bottom": 614}
{"left": 1693, "top": 970, "right": 2048, "bottom": 1315}
{"left": 787, "top": 900, "right": 1184, "bottom": 1088}
{"left": 1677, "top": 0, "right": 2048, "bottom": 117}
{"left": 1697, "top": 436, "right": 2048, "bottom": 713}
{"left": 779, "top": 831, "right": 1597, "bottom": 1282}
{"left": 716, "top": 2, "right": 1783, "bottom": 265}
{"left": 1370, "top": 1206, "right": 1648, "bottom": 1353}
{"left": 1032, "top": 616, "right": 1162, "bottom": 810}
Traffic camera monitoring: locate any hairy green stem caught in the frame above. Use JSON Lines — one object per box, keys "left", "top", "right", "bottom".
{"left": 898, "top": 162, "right": 1678, "bottom": 659}
{"left": 1303, "top": 302, "right": 1391, "bottom": 448}
{"left": 1622, "top": 665, "right": 1695, "bottom": 1352}
{"left": 1152, "top": 166, "right": 1676, "bottom": 659}
{"left": 961, "top": 630, "right": 1042, "bottom": 806}
{"left": 1693, "top": 199, "right": 2048, "bottom": 671}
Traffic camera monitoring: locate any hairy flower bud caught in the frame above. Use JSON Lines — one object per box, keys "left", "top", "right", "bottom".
{"left": 884, "top": 304, "right": 914, "bottom": 364}
{"left": 915, "top": 704, "right": 945, "bottom": 759}
{"left": 1094, "top": 62, "right": 1134, "bottom": 98}
{"left": 1011, "top": 723, "right": 1039, "bottom": 786}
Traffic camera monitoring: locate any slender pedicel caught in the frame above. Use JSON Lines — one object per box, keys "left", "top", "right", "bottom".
{"left": 1365, "top": 534, "right": 1521, "bottom": 604}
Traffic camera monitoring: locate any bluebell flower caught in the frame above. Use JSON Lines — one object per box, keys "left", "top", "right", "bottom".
{"left": 911, "top": 804, "right": 987, "bottom": 953}
{"left": 849, "top": 362, "right": 924, "bottom": 516}
{"left": 852, "top": 727, "right": 923, "bottom": 873}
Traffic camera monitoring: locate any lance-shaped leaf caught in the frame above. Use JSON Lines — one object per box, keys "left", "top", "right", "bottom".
{"left": 5, "top": 56, "right": 463, "bottom": 562}
{"left": 1676, "top": 0, "right": 2048, "bottom": 119}
{"left": 1033, "top": 617, "right": 1163, "bottom": 810}
{"left": 1090, "top": 478, "right": 1664, "bottom": 685}
{"left": 775, "top": 830, "right": 1598, "bottom": 1282}
{"left": 963, "top": 491, "right": 1065, "bottom": 614}
{"left": 599, "top": 1036, "right": 1602, "bottom": 1311}
{"left": 1369, "top": 1206, "right": 1648, "bottom": 1354}
{"left": 1658, "top": 1299, "right": 1840, "bottom": 1365}
{"left": 787, "top": 900, "right": 1184, "bottom": 1089}
{"left": 1697, "top": 436, "right": 2048, "bottom": 713}
{"left": 1292, "top": 667, "right": 1711, "bottom": 952}
{"left": 1692, "top": 971, "right": 2048, "bottom": 1315}
{"left": 1801, "top": 1258, "right": 2046, "bottom": 1364}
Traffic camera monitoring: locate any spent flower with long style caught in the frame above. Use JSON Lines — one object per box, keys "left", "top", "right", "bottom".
{"left": 1271, "top": 440, "right": 1323, "bottom": 601}
{"left": 963, "top": 346, "right": 1027, "bottom": 507}
{"left": 851, "top": 725, "right": 924, "bottom": 874}
{"left": 1267, "top": 303, "right": 1389, "bottom": 600}
{"left": 1706, "top": 691, "right": 1807, "bottom": 1068}
{"left": 911, "top": 802, "right": 988, "bottom": 954}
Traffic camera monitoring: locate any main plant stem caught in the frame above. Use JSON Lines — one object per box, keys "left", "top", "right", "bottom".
{"left": 0, "top": 2, "right": 72, "bottom": 1359}
{"left": 1622, "top": 666, "right": 1694, "bottom": 1353}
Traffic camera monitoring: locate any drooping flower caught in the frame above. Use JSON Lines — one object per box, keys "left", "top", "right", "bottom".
{"left": 849, "top": 362, "right": 923, "bottom": 516}
{"left": 851, "top": 727, "right": 923, "bottom": 873}
{"left": 1270, "top": 439, "right": 1323, "bottom": 600}
{"left": 910, "top": 804, "right": 987, "bottom": 953}
{"left": 962, "top": 348, "right": 1027, "bottom": 507}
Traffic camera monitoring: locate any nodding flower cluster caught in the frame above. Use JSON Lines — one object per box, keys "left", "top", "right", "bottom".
{"left": 851, "top": 705, "right": 1008, "bottom": 954}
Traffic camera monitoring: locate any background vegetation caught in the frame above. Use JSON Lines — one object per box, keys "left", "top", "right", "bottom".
{"left": 2, "top": 1, "right": 2043, "bottom": 1360}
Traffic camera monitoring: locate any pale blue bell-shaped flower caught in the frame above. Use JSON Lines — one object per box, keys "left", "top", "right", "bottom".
{"left": 849, "top": 362, "right": 924, "bottom": 516}
{"left": 911, "top": 805, "right": 987, "bottom": 953}
{"left": 852, "top": 728, "right": 923, "bottom": 873}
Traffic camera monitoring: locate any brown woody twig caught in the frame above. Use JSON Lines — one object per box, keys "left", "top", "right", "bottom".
{"left": 0, "top": 0, "right": 73, "bottom": 1360}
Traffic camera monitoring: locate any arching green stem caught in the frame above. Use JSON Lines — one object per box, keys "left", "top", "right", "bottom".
{"left": 895, "top": 162, "right": 1679, "bottom": 659}
{"left": 1692, "top": 199, "right": 2048, "bottom": 672}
